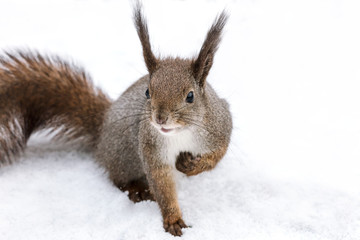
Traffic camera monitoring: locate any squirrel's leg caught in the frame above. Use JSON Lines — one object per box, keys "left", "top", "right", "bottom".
{"left": 175, "top": 145, "right": 228, "bottom": 176}
{"left": 145, "top": 164, "right": 187, "bottom": 236}
{"left": 118, "top": 176, "right": 155, "bottom": 203}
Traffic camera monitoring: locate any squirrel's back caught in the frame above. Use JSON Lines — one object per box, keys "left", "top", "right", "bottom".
{"left": 0, "top": 51, "right": 111, "bottom": 163}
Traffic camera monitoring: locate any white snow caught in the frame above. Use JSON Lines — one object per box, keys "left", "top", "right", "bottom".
{"left": 1, "top": 0, "right": 360, "bottom": 239}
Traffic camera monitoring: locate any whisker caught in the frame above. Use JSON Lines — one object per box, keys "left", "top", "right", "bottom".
{"left": 177, "top": 112, "right": 203, "bottom": 119}
{"left": 120, "top": 117, "right": 149, "bottom": 133}
{"left": 180, "top": 116, "right": 213, "bottom": 135}
{"left": 131, "top": 98, "right": 149, "bottom": 108}
{"left": 111, "top": 113, "right": 150, "bottom": 125}
{"left": 174, "top": 104, "right": 189, "bottom": 113}
{"left": 111, "top": 106, "right": 151, "bottom": 113}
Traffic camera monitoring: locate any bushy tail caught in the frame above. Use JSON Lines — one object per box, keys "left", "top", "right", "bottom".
{"left": 0, "top": 50, "right": 112, "bottom": 164}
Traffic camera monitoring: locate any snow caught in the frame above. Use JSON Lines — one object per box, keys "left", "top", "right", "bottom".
{"left": 1, "top": 0, "right": 360, "bottom": 239}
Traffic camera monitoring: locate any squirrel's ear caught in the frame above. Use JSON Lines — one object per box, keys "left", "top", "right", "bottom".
{"left": 192, "top": 11, "right": 228, "bottom": 88}
{"left": 133, "top": 2, "right": 158, "bottom": 74}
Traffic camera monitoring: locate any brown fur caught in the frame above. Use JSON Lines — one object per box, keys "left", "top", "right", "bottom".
{"left": 133, "top": 2, "right": 158, "bottom": 74}
{"left": 192, "top": 11, "right": 228, "bottom": 87}
{"left": 148, "top": 59, "right": 196, "bottom": 124}
{"left": 176, "top": 144, "right": 228, "bottom": 176}
{"left": 140, "top": 139, "right": 188, "bottom": 236}
{"left": 0, "top": 51, "right": 111, "bottom": 163}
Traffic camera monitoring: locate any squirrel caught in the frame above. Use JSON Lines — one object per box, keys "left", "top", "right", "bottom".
{"left": 0, "top": 3, "right": 232, "bottom": 237}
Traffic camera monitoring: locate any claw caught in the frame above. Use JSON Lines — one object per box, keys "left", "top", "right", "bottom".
{"left": 164, "top": 218, "right": 188, "bottom": 236}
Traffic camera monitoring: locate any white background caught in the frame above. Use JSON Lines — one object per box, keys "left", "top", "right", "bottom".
{"left": 0, "top": 0, "right": 359, "bottom": 239}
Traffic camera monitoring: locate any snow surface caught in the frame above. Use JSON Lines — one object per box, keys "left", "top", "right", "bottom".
{"left": 1, "top": 0, "right": 360, "bottom": 239}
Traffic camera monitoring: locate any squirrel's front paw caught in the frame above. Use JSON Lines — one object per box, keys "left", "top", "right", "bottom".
{"left": 176, "top": 152, "right": 201, "bottom": 176}
{"left": 163, "top": 217, "right": 188, "bottom": 236}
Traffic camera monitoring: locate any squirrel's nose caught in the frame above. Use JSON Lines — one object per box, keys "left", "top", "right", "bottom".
{"left": 156, "top": 116, "right": 168, "bottom": 125}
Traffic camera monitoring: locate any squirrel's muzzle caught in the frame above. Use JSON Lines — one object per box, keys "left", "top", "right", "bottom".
{"left": 155, "top": 113, "right": 168, "bottom": 125}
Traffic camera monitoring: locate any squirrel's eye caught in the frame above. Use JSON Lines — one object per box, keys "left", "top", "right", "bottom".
{"left": 186, "top": 91, "right": 194, "bottom": 103}
{"left": 145, "top": 88, "right": 150, "bottom": 99}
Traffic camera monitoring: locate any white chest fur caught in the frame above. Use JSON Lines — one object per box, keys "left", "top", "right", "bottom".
{"left": 163, "top": 128, "right": 201, "bottom": 167}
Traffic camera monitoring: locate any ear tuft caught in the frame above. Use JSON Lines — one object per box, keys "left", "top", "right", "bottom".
{"left": 192, "top": 11, "right": 228, "bottom": 87}
{"left": 133, "top": 1, "right": 158, "bottom": 74}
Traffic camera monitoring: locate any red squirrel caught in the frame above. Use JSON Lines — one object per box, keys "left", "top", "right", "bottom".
{"left": 0, "top": 3, "right": 232, "bottom": 236}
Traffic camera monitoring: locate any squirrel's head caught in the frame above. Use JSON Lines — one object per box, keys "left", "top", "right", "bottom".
{"left": 133, "top": 3, "right": 228, "bottom": 135}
